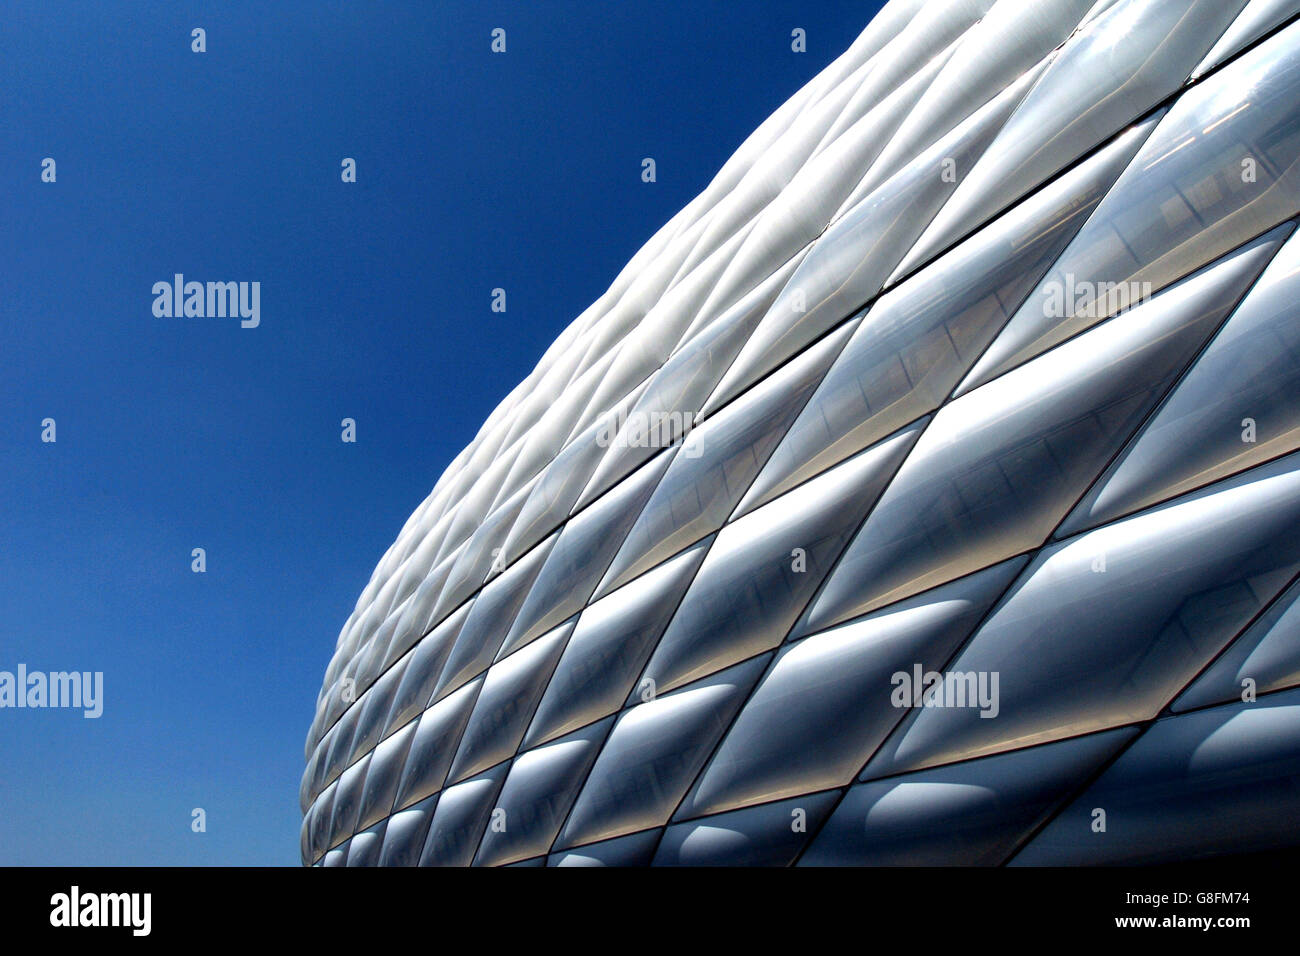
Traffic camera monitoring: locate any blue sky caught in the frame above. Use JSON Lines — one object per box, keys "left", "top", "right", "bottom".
{"left": 0, "top": 1, "right": 876, "bottom": 865}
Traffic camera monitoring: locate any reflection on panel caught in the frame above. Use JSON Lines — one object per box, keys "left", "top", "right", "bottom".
{"left": 704, "top": 68, "right": 1040, "bottom": 416}
{"left": 802, "top": 729, "right": 1134, "bottom": 866}
{"left": 905, "top": 0, "right": 1247, "bottom": 277}
{"left": 657, "top": 791, "right": 840, "bottom": 866}
{"left": 1193, "top": 0, "right": 1300, "bottom": 78}
{"left": 474, "top": 718, "right": 613, "bottom": 867}
{"left": 498, "top": 453, "right": 671, "bottom": 660}
{"left": 1011, "top": 689, "right": 1300, "bottom": 864}
{"left": 738, "top": 127, "right": 1149, "bottom": 516}
{"left": 961, "top": 21, "right": 1300, "bottom": 391}
{"left": 376, "top": 795, "right": 437, "bottom": 867}
{"left": 596, "top": 320, "right": 854, "bottom": 598}
{"left": 805, "top": 235, "right": 1279, "bottom": 632}
{"left": 525, "top": 539, "right": 709, "bottom": 749}
{"left": 865, "top": 452, "right": 1300, "bottom": 779}
{"left": 682, "top": 559, "right": 1023, "bottom": 819}
{"left": 418, "top": 764, "right": 508, "bottom": 867}
{"left": 1063, "top": 221, "right": 1300, "bottom": 533}
{"left": 445, "top": 620, "right": 572, "bottom": 785}
{"left": 1174, "top": 575, "right": 1300, "bottom": 711}
{"left": 557, "top": 657, "right": 767, "bottom": 851}
{"left": 548, "top": 829, "right": 663, "bottom": 867}
{"left": 641, "top": 423, "right": 920, "bottom": 695}
{"left": 391, "top": 678, "right": 481, "bottom": 813}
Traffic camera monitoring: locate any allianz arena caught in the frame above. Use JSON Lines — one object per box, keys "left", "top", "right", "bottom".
{"left": 302, "top": 0, "right": 1300, "bottom": 866}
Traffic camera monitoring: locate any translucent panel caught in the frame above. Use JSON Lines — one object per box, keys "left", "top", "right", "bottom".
{"left": 568, "top": 226, "right": 757, "bottom": 451}
{"left": 306, "top": 735, "right": 333, "bottom": 808}
{"left": 377, "top": 794, "right": 437, "bottom": 867}
{"left": 656, "top": 791, "right": 840, "bottom": 867}
{"left": 595, "top": 321, "right": 854, "bottom": 599}
{"left": 499, "top": 380, "right": 651, "bottom": 568}
{"left": 417, "top": 764, "right": 508, "bottom": 867}
{"left": 299, "top": 811, "right": 311, "bottom": 865}
{"left": 398, "top": 499, "right": 466, "bottom": 584}
{"left": 565, "top": 350, "right": 664, "bottom": 455}
{"left": 392, "top": 677, "right": 482, "bottom": 812}
{"left": 1062, "top": 222, "right": 1300, "bottom": 534}
{"left": 684, "top": 2, "right": 979, "bottom": 344}
{"left": 567, "top": 338, "right": 655, "bottom": 444}
{"left": 808, "top": 0, "right": 998, "bottom": 208}
{"left": 736, "top": 128, "right": 1147, "bottom": 516}
{"left": 581, "top": 258, "right": 804, "bottom": 508}
{"left": 432, "top": 441, "right": 524, "bottom": 568}
{"left": 785, "top": 0, "right": 925, "bottom": 136}
{"left": 675, "top": 248, "right": 804, "bottom": 361}
{"left": 863, "top": 452, "right": 1300, "bottom": 780}
{"left": 445, "top": 620, "right": 573, "bottom": 785}
{"left": 381, "top": 602, "right": 471, "bottom": 739}
{"left": 681, "top": 40, "right": 957, "bottom": 351}
{"left": 670, "top": 160, "right": 802, "bottom": 298}
{"left": 744, "top": 41, "right": 956, "bottom": 277}
{"left": 380, "top": 550, "right": 459, "bottom": 672}
{"left": 300, "top": 749, "right": 323, "bottom": 816}
{"left": 345, "top": 652, "right": 407, "bottom": 764}
{"left": 1077, "top": 0, "right": 1125, "bottom": 27}
{"left": 327, "top": 752, "right": 371, "bottom": 849}
{"left": 473, "top": 718, "right": 613, "bottom": 867}
{"left": 307, "top": 780, "right": 336, "bottom": 863}
{"left": 432, "top": 531, "right": 556, "bottom": 701}
{"left": 860, "top": 0, "right": 1097, "bottom": 204}
{"left": 491, "top": 356, "right": 607, "bottom": 516}
{"left": 640, "top": 423, "right": 921, "bottom": 696}
{"left": 320, "top": 698, "right": 361, "bottom": 790}
{"left": 800, "top": 728, "right": 1134, "bottom": 866}
{"left": 321, "top": 847, "right": 347, "bottom": 867}
{"left": 1010, "top": 688, "right": 1300, "bottom": 865}
{"left": 355, "top": 720, "right": 417, "bottom": 833}
{"left": 839, "top": 34, "right": 960, "bottom": 152}
{"left": 548, "top": 828, "right": 662, "bottom": 867}
{"left": 350, "top": 623, "right": 398, "bottom": 697}
{"left": 682, "top": 559, "right": 1024, "bottom": 820}
{"left": 390, "top": 541, "right": 463, "bottom": 661}
{"left": 557, "top": 656, "right": 768, "bottom": 851}
{"left": 1193, "top": 0, "right": 1300, "bottom": 78}
{"left": 960, "top": 21, "right": 1300, "bottom": 392}
{"left": 802, "top": 238, "right": 1279, "bottom": 633}
{"left": 903, "top": 0, "right": 1248, "bottom": 280}
{"left": 498, "top": 452, "right": 671, "bottom": 660}
{"left": 345, "top": 821, "right": 386, "bottom": 867}
{"left": 300, "top": 743, "right": 325, "bottom": 814}
{"left": 375, "top": 538, "right": 449, "bottom": 669}
{"left": 524, "top": 539, "right": 710, "bottom": 749}
{"left": 1175, "top": 576, "right": 1300, "bottom": 712}
{"left": 702, "top": 67, "right": 1040, "bottom": 419}
{"left": 436, "top": 477, "right": 533, "bottom": 606}
{"left": 413, "top": 546, "right": 470, "bottom": 642}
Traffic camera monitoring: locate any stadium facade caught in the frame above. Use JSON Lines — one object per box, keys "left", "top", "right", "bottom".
{"left": 302, "top": 0, "right": 1300, "bottom": 866}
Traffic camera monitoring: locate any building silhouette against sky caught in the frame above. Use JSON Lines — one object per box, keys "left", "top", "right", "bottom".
{"left": 303, "top": 0, "right": 1300, "bottom": 866}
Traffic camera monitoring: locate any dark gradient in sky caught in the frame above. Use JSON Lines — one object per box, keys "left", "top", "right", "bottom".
{"left": 0, "top": 1, "right": 878, "bottom": 864}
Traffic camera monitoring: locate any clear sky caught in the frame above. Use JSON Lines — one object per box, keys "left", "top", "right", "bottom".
{"left": 0, "top": 0, "right": 879, "bottom": 865}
